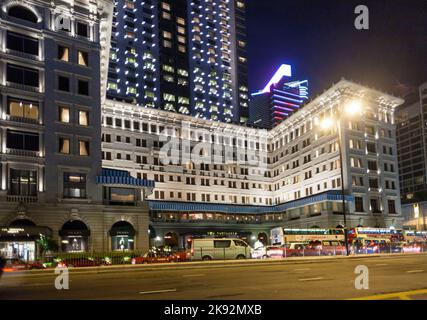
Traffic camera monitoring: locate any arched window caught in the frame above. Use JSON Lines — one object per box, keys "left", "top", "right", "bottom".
{"left": 8, "top": 6, "right": 38, "bottom": 23}
{"left": 110, "top": 221, "right": 136, "bottom": 251}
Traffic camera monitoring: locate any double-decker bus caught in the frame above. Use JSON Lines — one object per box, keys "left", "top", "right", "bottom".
{"left": 270, "top": 228, "right": 345, "bottom": 246}
{"left": 404, "top": 230, "right": 427, "bottom": 243}
{"left": 347, "top": 228, "right": 404, "bottom": 244}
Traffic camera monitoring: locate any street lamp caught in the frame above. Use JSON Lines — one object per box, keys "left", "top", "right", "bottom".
{"left": 320, "top": 100, "right": 363, "bottom": 256}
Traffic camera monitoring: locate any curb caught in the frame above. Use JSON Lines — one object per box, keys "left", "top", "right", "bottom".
{"left": 5, "top": 252, "right": 427, "bottom": 278}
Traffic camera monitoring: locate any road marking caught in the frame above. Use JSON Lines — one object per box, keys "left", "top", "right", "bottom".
{"left": 407, "top": 270, "right": 424, "bottom": 274}
{"left": 299, "top": 277, "right": 324, "bottom": 282}
{"left": 351, "top": 288, "right": 427, "bottom": 300}
{"left": 294, "top": 268, "right": 311, "bottom": 271}
{"left": 183, "top": 274, "right": 205, "bottom": 278}
{"left": 139, "top": 289, "right": 177, "bottom": 295}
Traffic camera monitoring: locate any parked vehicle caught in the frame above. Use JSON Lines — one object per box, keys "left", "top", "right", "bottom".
{"left": 191, "top": 238, "right": 251, "bottom": 261}
{"left": 1, "top": 259, "right": 46, "bottom": 272}
{"left": 57, "top": 257, "right": 102, "bottom": 268}
{"left": 251, "top": 246, "right": 284, "bottom": 259}
{"left": 131, "top": 251, "right": 180, "bottom": 264}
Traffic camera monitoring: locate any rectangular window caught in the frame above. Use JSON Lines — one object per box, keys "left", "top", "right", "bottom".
{"left": 63, "top": 173, "right": 86, "bottom": 198}
{"left": 7, "top": 98, "right": 39, "bottom": 120}
{"left": 76, "top": 22, "right": 88, "bottom": 38}
{"left": 58, "top": 45, "right": 69, "bottom": 61}
{"left": 6, "top": 130, "right": 39, "bottom": 151}
{"left": 59, "top": 106, "right": 70, "bottom": 123}
{"left": 79, "top": 140, "right": 90, "bottom": 156}
{"left": 58, "top": 75, "right": 70, "bottom": 92}
{"left": 7, "top": 31, "right": 38, "bottom": 55}
{"left": 78, "top": 110, "right": 89, "bottom": 126}
{"left": 59, "top": 137, "right": 70, "bottom": 154}
{"left": 388, "top": 200, "right": 396, "bottom": 214}
{"left": 7, "top": 64, "right": 39, "bottom": 87}
{"left": 9, "top": 169, "right": 37, "bottom": 196}
{"left": 78, "top": 50, "right": 89, "bottom": 66}
{"left": 77, "top": 80, "right": 89, "bottom": 95}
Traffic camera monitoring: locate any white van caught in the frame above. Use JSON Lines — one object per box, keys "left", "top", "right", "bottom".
{"left": 191, "top": 238, "right": 251, "bottom": 261}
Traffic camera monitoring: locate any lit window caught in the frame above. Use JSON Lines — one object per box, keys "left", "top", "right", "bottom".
{"left": 8, "top": 98, "right": 39, "bottom": 120}
{"left": 177, "top": 17, "right": 185, "bottom": 25}
{"left": 59, "top": 106, "right": 70, "bottom": 123}
{"left": 58, "top": 45, "right": 69, "bottom": 62}
{"left": 78, "top": 50, "right": 88, "bottom": 67}
{"left": 79, "top": 110, "right": 89, "bottom": 126}
{"left": 59, "top": 137, "right": 70, "bottom": 154}
{"left": 79, "top": 140, "right": 89, "bottom": 156}
{"left": 161, "top": 2, "right": 170, "bottom": 11}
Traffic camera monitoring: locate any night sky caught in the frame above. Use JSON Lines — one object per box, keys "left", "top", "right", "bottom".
{"left": 247, "top": 0, "right": 427, "bottom": 98}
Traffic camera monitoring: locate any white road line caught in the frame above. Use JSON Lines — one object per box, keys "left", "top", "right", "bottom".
{"left": 139, "top": 289, "right": 177, "bottom": 295}
{"left": 299, "top": 277, "right": 324, "bottom": 282}
{"left": 294, "top": 268, "right": 311, "bottom": 271}
{"left": 407, "top": 270, "right": 424, "bottom": 274}
{"left": 183, "top": 274, "right": 205, "bottom": 278}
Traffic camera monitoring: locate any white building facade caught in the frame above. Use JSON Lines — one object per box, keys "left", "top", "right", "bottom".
{"left": 102, "top": 80, "right": 404, "bottom": 248}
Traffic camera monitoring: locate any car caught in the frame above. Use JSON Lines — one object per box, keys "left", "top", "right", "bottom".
{"left": 401, "top": 243, "right": 422, "bottom": 253}
{"left": 57, "top": 257, "right": 102, "bottom": 268}
{"left": 251, "top": 246, "right": 284, "bottom": 259}
{"left": 2, "top": 258, "right": 29, "bottom": 272}
{"left": 131, "top": 251, "right": 180, "bottom": 264}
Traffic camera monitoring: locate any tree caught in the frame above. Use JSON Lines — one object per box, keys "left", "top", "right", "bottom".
{"left": 37, "top": 235, "right": 59, "bottom": 261}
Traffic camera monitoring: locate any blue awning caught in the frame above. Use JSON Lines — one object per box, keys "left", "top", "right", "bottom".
{"left": 149, "top": 191, "right": 354, "bottom": 214}
{"left": 97, "top": 168, "right": 155, "bottom": 188}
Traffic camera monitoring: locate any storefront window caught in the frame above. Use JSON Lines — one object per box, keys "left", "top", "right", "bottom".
{"left": 0, "top": 241, "right": 35, "bottom": 260}
{"left": 110, "top": 221, "right": 135, "bottom": 251}
{"left": 60, "top": 220, "right": 90, "bottom": 252}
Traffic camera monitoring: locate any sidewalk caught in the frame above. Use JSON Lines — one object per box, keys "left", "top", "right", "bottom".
{"left": 6, "top": 252, "right": 427, "bottom": 278}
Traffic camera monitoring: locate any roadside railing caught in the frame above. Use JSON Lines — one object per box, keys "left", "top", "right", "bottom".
{"left": 18, "top": 243, "right": 427, "bottom": 269}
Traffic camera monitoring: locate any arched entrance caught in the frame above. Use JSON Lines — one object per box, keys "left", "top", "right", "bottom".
{"left": 59, "top": 220, "right": 90, "bottom": 253}
{"left": 336, "top": 225, "right": 344, "bottom": 229}
{"left": 164, "top": 232, "right": 179, "bottom": 248}
{"left": 110, "top": 221, "right": 136, "bottom": 251}
{"left": 258, "top": 233, "right": 268, "bottom": 245}
{"left": 0, "top": 219, "right": 50, "bottom": 261}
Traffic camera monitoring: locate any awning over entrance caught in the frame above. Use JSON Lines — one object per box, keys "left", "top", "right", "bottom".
{"left": 59, "top": 220, "right": 91, "bottom": 237}
{"left": 97, "top": 169, "right": 155, "bottom": 188}
{"left": 109, "top": 221, "right": 136, "bottom": 237}
{"left": 0, "top": 226, "right": 52, "bottom": 240}
{"left": 149, "top": 191, "right": 354, "bottom": 214}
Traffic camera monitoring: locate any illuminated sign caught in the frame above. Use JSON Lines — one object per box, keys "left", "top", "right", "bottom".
{"left": 1, "top": 228, "right": 25, "bottom": 234}
{"left": 260, "top": 64, "right": 292, "bottom": 94}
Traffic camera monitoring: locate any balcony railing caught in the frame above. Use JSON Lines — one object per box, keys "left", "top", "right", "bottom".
{"left": 5, "top": 49, "right": 39, "bottom": 61}
{"left": 6, "top": 149, "right": 40, "bottom": 158}
{"left": 6, "top": 115, "right": 40, "bottom": 125}
{"left": 6, "top": 195, "right": 38, "bottom": 203}
{"left": 6, "top": 82, "right": 40, "bottom": 93}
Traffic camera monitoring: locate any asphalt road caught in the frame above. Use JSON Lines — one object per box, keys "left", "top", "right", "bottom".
{"left": 1, "top": 255, "right": 427, "bottom": 300}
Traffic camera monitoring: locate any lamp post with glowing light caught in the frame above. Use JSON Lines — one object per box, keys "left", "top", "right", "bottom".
{"left": 320, "top": 100, "right": 363, "bottom": 256}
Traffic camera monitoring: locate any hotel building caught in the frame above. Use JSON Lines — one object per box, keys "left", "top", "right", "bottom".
{"left": 106, "top": 0, "right": 250, "bottom": 125}
{"left": 102, "top": 79, "right": 404, "bottom": 248}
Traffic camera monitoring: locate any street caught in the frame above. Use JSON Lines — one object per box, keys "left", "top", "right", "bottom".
{"left": 1, "top": 254, "right": 427, "bottom": 300}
